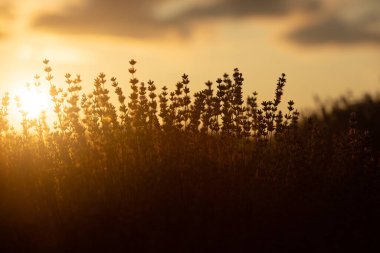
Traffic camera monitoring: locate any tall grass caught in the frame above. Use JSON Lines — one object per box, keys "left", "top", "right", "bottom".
{"left": 0, "top": 59, "right": 379, "bottom": 252}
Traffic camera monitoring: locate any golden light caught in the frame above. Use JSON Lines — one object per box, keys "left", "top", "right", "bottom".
{"left": 16, "top": 86, "right": 52, "bottom": 119}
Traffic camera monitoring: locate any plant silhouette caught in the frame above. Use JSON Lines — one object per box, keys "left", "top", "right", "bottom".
{"left": 0, "top": 59, "right": 378, "bottom": 252}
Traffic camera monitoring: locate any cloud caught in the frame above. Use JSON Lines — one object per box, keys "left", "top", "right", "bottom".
{"left": 32, "top": 0, "right": 318, "bottom": 39}
{"left": 288, "top": 17, "right": 380, "bottom": 46}
{"left": 31, "top": 0, "right": 379, "bottom": 46}
{"left": 0, "top": 1, "right": 11, "bottom": 16}
{"left": 0, "top": 1, "right": 13, "bottom": 39}
{"left": 287, "top": 0, "right": 380, "bottom": 46}
{"left": 168, "top": 0, "right": 319, "bottom": 20}
{"left": 33, "top": 0, "right": 178, "bottom": 38}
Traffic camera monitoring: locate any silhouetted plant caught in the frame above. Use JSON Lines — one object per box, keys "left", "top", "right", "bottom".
{"left": 0, "top": 59, "right": 378, "bottom": 253}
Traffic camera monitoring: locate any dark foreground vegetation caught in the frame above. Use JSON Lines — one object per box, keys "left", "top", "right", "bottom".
{"left": 0, "top": 60, "right": 379, "bottom": 252}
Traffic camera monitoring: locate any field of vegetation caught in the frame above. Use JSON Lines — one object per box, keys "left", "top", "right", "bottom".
{"left": 0, "top": 60, "right": 379, "bottom": 252}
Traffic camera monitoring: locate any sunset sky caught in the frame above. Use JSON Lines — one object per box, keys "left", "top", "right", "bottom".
{"left": 0, "top": 0, "right": 379, "bottom": 113}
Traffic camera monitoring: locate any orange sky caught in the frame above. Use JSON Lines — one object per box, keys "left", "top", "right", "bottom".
{"left": 0, "top": 0, "right": 379, "bottom": 115}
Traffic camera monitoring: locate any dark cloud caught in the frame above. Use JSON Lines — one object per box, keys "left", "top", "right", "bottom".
{"left": 33, "top": 0, "right": 171, "bottom": 38}
{"left": 31, "top": 0, "right": 379, "bottom": 46}
{"left": 32, "top": 0, "right": 318, "bottom": 38}
{"left": 288, "top": 17, "right": 380, "bottom": 45}
{"left": 288, "top": 0, "right": 380, "bottom": 46}
{"left": 169, "top": 0, "right": 319, "bottom": 20}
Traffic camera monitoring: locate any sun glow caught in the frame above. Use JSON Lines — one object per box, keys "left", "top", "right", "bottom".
{"left": 16, "top": 86, "right": 52, "bottom": 119}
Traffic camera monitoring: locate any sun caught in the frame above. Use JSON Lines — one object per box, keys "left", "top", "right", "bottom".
{"left": 16, "top": 85, "right": 52, "bottom": 119}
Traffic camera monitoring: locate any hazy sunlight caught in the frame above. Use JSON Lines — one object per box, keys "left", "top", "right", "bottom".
{"left": 16, "top": 85, "right": 51, "bottom": 119}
